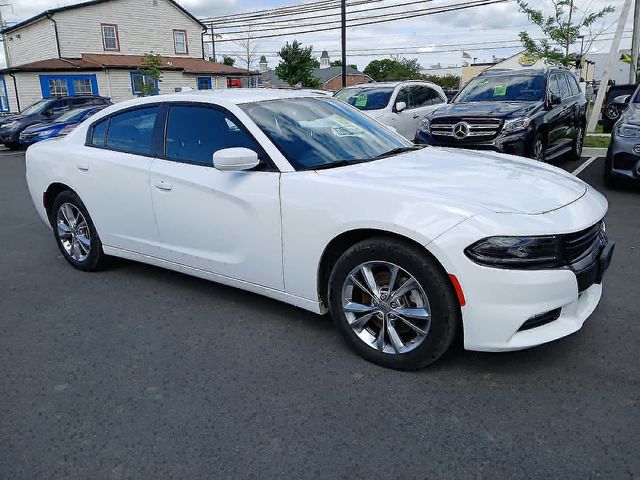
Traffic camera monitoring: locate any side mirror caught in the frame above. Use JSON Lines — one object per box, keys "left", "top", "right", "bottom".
{"left": 549, "top": 93, "right": 562, "bottom": 106}
{"left": 43, "top": 109, "right": 54, "bottom": 117}
{"left": 213, "top": 147, "right": 260, "bottom": 172}
{"left": 395, "top": 101, "right": 407, "bottom": 113}
{"left": 613, "top": 94, "right": 631, "bottom": 105}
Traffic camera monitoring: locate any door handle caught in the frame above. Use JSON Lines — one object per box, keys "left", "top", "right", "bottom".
{"left": 153, "top": 180, "right": 172, "bottom": 191}
{"left": 77, "top": 162, "right": 89, "bottom": 171}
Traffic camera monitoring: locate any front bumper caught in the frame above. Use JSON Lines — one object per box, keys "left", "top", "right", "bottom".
{"left": 415, "top": 128, "right": 532, "bottom": 157}
{"left": 427, "top": 187, "right": 611, "bottom": 352}
{"left": 606, "top": 134, "right": 640, "bottom": 182}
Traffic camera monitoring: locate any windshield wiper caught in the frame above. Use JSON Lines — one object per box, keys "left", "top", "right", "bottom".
{"left": 373, "top": 145, "right": 423, "bottom": 159}
{"left": 302, "top": 160, "right": 352, "bottom": 171}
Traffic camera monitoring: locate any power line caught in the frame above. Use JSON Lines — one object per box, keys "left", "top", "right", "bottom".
{"left": 214, "top": 0, "right": 507, "bottom": 42}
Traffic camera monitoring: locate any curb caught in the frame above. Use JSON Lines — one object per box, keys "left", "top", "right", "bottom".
{"left": 583, "top": 147, "right": 607, "bottom": 157}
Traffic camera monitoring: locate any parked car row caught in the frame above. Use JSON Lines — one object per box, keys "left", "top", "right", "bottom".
{"left": 0, "top": 95, "right": 111, "bottom": 149}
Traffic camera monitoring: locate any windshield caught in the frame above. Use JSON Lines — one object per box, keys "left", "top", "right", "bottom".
{"left": 241, "top": 97, "right": 411, "bottom": 170}
{"left": 20, "top": 100, "right": 50, "bottom": 116}
{"left": 55, "top": 108, "right": 94, "bottom": 123}
{"left": 334, "top": 87, "right": 395, "bottom": 111}
{"left": 455, "top": 75, "right": 546, "bottom": 102}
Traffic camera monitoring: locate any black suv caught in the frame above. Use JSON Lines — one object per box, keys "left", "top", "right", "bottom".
{"left": 415, "top": 68, "right": 587, "bottom": 162}
{"left": 0, "top": 95, "right": 111, "bottom": 149}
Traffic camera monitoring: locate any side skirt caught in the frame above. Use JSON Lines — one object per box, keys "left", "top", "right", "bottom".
{"left": 103, "top": 245, "right": 323, "bottom": 314}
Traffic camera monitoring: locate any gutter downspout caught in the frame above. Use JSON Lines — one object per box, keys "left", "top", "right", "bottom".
{"left": 46, "top": 12, "right": 61, "bottom": 59}
{"left": 201, "top": 27, "right": 206, "bottom": 60}
{"left": 9, "top": 72, "right": 20, "bottom": 112}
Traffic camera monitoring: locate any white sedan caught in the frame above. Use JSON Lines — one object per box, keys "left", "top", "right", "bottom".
{"left": 25, "top": 89, "right": 614, "bottom": 370}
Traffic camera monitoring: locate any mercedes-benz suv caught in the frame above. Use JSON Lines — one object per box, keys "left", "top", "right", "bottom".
{"left": 415, "top": 68, "right": 587, "bottom": 162}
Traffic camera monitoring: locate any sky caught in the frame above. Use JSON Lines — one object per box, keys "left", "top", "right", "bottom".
{"left": 0, "top": 0, "right": 634, "bottom": 71}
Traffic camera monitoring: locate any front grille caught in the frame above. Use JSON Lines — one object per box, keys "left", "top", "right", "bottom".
{"left": 563, "top": 221, "right": 605, "bottom": 263}
{"left": 518, "top": 308, "right": 562, "bottom": 331}
{"left": 430, "top": 117, "right": 502, "bottom": 141}
{"left": 612, "top": 152, "right": 639, "bottom": 171}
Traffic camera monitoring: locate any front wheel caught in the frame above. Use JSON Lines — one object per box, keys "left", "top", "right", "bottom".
{"left": 569, "top": 125, "right": 585, "bottom": 161}
{"left": 530, "top": 133, "right": 545, "bottom": 162}
{"left": 51, "top": 191, "right": 108, "bottom": 271}
{"left": 328, "top": 237, "right": 460, "bottom": 370}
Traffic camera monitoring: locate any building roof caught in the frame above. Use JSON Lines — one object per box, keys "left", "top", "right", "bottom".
{"left": 259, "top": 69, "right": 290, "bottom": 88}
{"left": 312, "top": 66, "right": 369, "bottom": 84}
{"left": 0, "top": 53, "right": 256, "bottom": 76}
{"left": 1, "top": 0, "right": 206, "bottom": 34}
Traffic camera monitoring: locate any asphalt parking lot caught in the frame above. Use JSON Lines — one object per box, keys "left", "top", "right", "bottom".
{"left": 1, "top": 149, "right": 638, "bottom": 479}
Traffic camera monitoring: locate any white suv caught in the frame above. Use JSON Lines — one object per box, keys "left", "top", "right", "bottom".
{"left": 335, "top": 80, "right": 447, "bottom": 139}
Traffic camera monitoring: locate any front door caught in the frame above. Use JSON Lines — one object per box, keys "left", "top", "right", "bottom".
{"left": 149, "top": 103, "right": 283, "bottom": 289}
{"left": 546, "top": 74, "right": 572, "bottom": 153}
{"left": 392, "top": 87, "right": 418, "bottom": 139}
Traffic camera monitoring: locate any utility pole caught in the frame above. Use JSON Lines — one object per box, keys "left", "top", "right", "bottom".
{"left": 588, "top": 0, "right": 633, "bottom": 132}
{"left": 630, "top": 0, "right": 640, "bottom": 83}
{"left": 210, "top": 23, "right": 216, "bottom": 62}
{"left": 341, "top": 0, "right": 346, "bottom": 88}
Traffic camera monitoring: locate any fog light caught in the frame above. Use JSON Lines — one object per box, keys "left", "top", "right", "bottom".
{"left": 634, "top": 145, "right": 640, "bottom": 154}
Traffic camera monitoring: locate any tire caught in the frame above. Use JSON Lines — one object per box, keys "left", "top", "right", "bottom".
{"left": 51, "top": 190, "right": 108, "bottom": 271}
{"left": 603, "top": 151, "right": 619, "bottom": 188}
{"left": 328, "top": 237, "right": 460, "bottom": 370}
{"left": 569, "top": 125, "right": 585, "bottom": 161}
{"left": 530, "top": 132, "right": 545, "bottom": 162}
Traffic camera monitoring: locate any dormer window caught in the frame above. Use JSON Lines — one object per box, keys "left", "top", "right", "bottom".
{"left": 173, "top": 30, "right": 188, "bottom": 54}
{"left": 101, "top": 24, "right": 120, "bottom": 51}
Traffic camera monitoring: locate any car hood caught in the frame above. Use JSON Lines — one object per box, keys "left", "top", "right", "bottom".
{"left": 430, "top": 101, "right": 542, "bottom": 119}
{"left": 315, "top": 147, "right": 587, "bottom": 215}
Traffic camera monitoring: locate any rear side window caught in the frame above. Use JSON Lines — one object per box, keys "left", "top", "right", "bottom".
{"left": 558, "top": 75, "right": 571, "bottom": 98}
{"left": 90, "top": 118, "right": 109, "bottom": 146}
{"left": 105, "top": 106, "right": 160, "bottom": 156}
{"left": 567, "top": 75, "right": 580, "bottom": 95}
{"left": 165, "top": 105, "right": 261, "bottom": 166}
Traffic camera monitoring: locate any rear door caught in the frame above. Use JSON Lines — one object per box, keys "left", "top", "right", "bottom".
{"left": 149, "top": 103, "right": 284, "bottom": 289}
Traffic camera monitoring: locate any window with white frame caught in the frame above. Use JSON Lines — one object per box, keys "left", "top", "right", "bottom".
{"left": 73, "top": 78, "right": 93, "bottom": 96}
{"left": 48, "top": 79, "right": 69, "bottom": 96}
{"left": 102, "top": 24, "right": 119, "bottom": 51}
{"left": 173, "top": 30, "right": 187, "bottom": 54}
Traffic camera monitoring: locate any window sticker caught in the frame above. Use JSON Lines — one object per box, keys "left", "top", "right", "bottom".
{"left": 493, "top": 84, "right": 507, "bottom": 96}
{"left": 355, "top": 95, "right": 368, "bottom": 107}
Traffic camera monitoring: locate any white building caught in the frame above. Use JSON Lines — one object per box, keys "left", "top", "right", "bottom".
{"left": 0, "top": 0, "right": 255, "bottom": 113}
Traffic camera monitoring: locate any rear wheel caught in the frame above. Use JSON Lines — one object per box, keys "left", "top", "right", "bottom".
{"left": 328, "top": 237, "right": 460, "bottom": 370}
{"left": 51, "top": 191, "right": 108, "bottom": 271}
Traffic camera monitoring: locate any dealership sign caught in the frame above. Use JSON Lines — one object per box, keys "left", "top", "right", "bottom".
{"left": 518, "top": 55, "right": 538, "bottom": 67}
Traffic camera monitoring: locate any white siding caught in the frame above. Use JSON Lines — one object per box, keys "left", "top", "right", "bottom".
{"left": 55, "top": 0, "right": 204, "bottom": 59}
{"left": 4, "top": 19, "right": 58, "bottom": 67}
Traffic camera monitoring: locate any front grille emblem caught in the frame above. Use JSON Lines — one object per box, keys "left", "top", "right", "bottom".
{"left": 452, "top": 122, "right": 470, "bottom": 139}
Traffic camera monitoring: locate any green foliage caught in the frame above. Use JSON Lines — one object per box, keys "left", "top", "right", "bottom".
{"left": 275, "top": 40, "right": 322, "bottom": 88}
{"left": 330, "top": 60, "right": 358, "bottom": 69}
{"left": 517, "top": 0, "right": 614, "bottom": 66}
{"left": 363, "top": 57, "right": 422, "bottom": 81}
{"left": 421, "top": 74, "right": 460, "bottom": 89}
{"left": 139, "top": 52, "right": 163, "bottom": 97}
{"left": 222, "top": 55, "right": 235, "bottom": 66}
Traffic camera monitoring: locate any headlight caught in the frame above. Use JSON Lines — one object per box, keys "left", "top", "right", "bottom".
{"left": 465, "top": 235, "right": 562, "bottom": 269}
{"left": 502, "top": 117, "right": 531, "bottom": 133}
{"left": 35, "top": 129, "right": 55, "bottom": 137}
{"left": 615, "top": 123, "right": 640, "bottom": 137}
{"left": 419, "top": 117, "right": 431, "bottom": 132}
{"left": 2, "top": 121, "right": 17, "bottom": 129}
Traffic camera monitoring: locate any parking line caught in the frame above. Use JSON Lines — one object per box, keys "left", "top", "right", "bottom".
{"left": 572, "top": 156, "right": 599, "bottom": 176}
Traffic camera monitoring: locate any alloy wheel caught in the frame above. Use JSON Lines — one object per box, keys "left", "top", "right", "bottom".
{"left": 56, "top": 203, "right": 91, "bottom": 262}
{"left": 533, "top": 138, "right": 544, "bottom": 161}
{"left": 341, "top": 261, "right": 431, "bottom": 354}
{"left": 576, "top": 127, "right": 584, "bottom": 157}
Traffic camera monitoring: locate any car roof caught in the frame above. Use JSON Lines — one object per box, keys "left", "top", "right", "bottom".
{"left": 341, "top": 80, "right": 440, "bottom": 89}
{"left": 159, "top": 88, "right": 327, "bottom": 104}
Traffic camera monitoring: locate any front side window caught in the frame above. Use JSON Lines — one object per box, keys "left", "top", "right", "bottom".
{"left": 335, "top": 87, "right": 395, "bottom": 111}
{"left": 456, "top": 75, "right": 546, "bottom": 102}
{"left": 548, "top": 75, "right": 561, "bottom": 97}
{"left": 165, "top": 105, "right": 261, "bottom": 166}
{"left": 101, "top": 24, "right": 119, "bottom": 51}
{"left": 104, "top": 106, "right": 160, "bottom": 156}
{"left": 131, "top": 72, "right": 158, "bottom": 96}
{"left": 49, "top": 100, "right": 70, "bottom": 115}
{"left": 241, "top": 97, "right": 411, "bottom": 171}
{"left": 173, "top": 30, "right": 188, "bottom": 54}
{"left": 410, "top": 85, "right": 443, "bottom": 107}
{"left": 73, "top": 79, "right": 93, "bottom": 96}
{"left": 48, "top": 79, "right": 68, "bottom": 96}
{"left": 558, "top": 74, "right": 571, "bottom": 98}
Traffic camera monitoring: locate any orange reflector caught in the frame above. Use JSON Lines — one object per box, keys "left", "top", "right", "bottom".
{"left": 448, "top": 274, "right": 466, "bottom": 307}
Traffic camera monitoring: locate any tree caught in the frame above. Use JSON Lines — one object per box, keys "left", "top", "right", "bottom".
{"left": 275, "top": 40, "right": 321, "bottom": 88}
{"left": 222, "top": 55, "right": 235, "bottom": 66}
{"left": 363, "top": 57, "right": 422, "bottom": 81}
{"left": 330, "top": 60, "right": 358, "bottom": 69}
{"left": 139, "top": 52, "right": 163, "bottom": 97}
{"left": 421, "top": 74, "right": 460, "bottom": 90}
{"left": 235, "top": 34, "right": 260, "bottom": 87}
{"left": 517, "top": 0, "right": 614, "bottom": 66}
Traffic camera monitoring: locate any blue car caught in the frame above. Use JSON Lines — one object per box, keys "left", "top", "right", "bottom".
{"left": 18, "top": 106, "right": 107, "bottom": 146}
